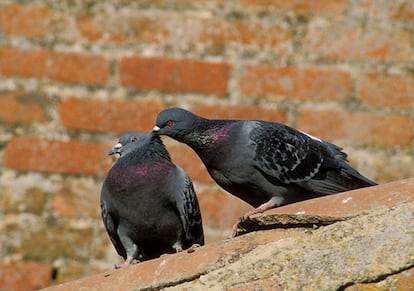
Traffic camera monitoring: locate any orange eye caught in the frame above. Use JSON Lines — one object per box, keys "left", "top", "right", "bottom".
{"left": 166, "top": 120, "right": 174, "bottom": 126}
{"left": 131, "top": 136, "right": 138, "bottom": 143}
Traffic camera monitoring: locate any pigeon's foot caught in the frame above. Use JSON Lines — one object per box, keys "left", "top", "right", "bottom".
{"left": 186, "top": 243, "right": 201, "bottom": 253}
{"left": 114, "top": 256, "right": 139, "bottom": 269}
{"left": 172, "top": 241, "right": 183, "bottom": 253}
{"left": 229, "top": 199, "right": 278, "bottom": 238}
{"left": 230, "top": 222, "right": 240, "bottom": 238}
{"left": 243, "top": 199, "right": 277, "bottom": 218}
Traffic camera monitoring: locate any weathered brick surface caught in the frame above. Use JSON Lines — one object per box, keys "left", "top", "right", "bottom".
{"left": 0, "top": 3, "right": 52, "bottom": 38}
{"left": 0, "top": 186, "right": 48, "bottom": 215}
{"left": 187, "top": 18, "right": 292, "bottom": 53}
{"left": 198, "top": 188, "right": 252, "bottom": 230}
{"left": 59, "top": 98, "right": 166, "bottom": 133}
{"left": 241, "top": 0, "right": 349, "bottom": 16}
{"left": 0, "top": 48, "right": 109, "bottom": 85}
{"left": 1, "top": 1, "right": 414, "bottom": 288}
{"left": 4, "top": 137, "right": 112, "bottom": 176}
{"left": 354, "top": 0, "right": 414, "bottom": 21}
{"left": 10, "top": 222, "right": 108, "bottom": 264}
{"left": 0, "top": 262, "right": 52, "bottom": 291}
{"left": 120, "top": 57, "right": 231, "bottom": 96}
{"left": 166, "top": 143, "right": 214, "bottom": 183}
{"left": 76, "top": 14, "right": 291, "bottom": 54}
{"left": 0, "top": 91, "right": 47, "bottom": 123}
{"left": 76, "top": 14, "right": 171, "bottom": 44}
{"left": 359, "top": 73, "right": 414, "bottom": 109}
{"left": 238, "top": 66, "right": 352, "bottom": 101}
{"left": 298, "top": 109, "right": 413, "bottom": 147}
{"left": 303, "top": 20, "right": 413, "bottom": 62}
{"left": 52, "top": 178, "right": 101, "bottom": 217}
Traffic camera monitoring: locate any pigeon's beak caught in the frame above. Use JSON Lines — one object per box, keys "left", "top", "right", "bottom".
{"left": 152, "top": 126, "right": 160, "bottom": 132}
{"left": 108, "top": 143, "right": 123, "bottom": 156}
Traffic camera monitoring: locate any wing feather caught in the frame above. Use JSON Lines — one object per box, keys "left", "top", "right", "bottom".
{"left": 249, "top": 121, "right": 376, "bottom": 194}
{"left": 101, "top": 185, "right": 126, "bottom": 259}
{"left": 250, "top": 121, "right": 324, "bottom": 184}
{"left": 173, "top": 168, "right": 204, "bottom": 245}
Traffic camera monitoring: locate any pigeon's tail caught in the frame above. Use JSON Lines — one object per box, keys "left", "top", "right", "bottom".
{"left": 324, "top": 141, "right": 377, "bottom": 189}
{"left": 303, "top": 160, "right": 377, "bottom": 195}
{"left": 340, "top": 161, "right": 377, "bottom": 189}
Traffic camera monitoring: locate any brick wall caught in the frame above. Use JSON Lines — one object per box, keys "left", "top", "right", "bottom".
{"left": 0, "top": 0, "right": 413, "bottom": 288}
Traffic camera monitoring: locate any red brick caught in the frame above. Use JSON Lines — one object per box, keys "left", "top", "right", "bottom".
{"left": 0, "top": 48, "right": 109, "bottom": 85}
{"left": 198, "top": 188, "right": 253, "bottom": 229}
{"left": 188, "top": 18, "right": 292, "bottom": 53}
{"left": 193, "top": 104, "right": 287, "bottom": 123}
{"left": 391, "top": 1, "right": 414, "bottom": 21}
{"left": 0, "top": 91, "right": 46, "bottom": 123}
{"left": 166, "top": 143, "right": 214, "bottom": 184}
{"left": 303, "top": 20, "right": 412, "bottom": 62}
{"left": 298, "top": 109, "right": 345, "bottom": 141}
{"left": 76, "top": 15, "right": 171, "bottom": 44}
{"left": 238, "top": 66, "right": 352, "bottom": 101}
{"left": 298, "top": 109, "right": 413, "bottom": 147}
{"left": 76, "top": 13, "right": 291, "bottom": 53}
{"left": 0, "top": 262, "right": 52, "bottom": 290}
{"left": 4, "top": 137, "right": 112, "bottom": 176}
{"left": 53, "top": 179, "right": 100, "bottom": 218}
{"left": 130, "top": 0, "right": 226, "bottom": 10}
{"left": 59, "top": 98, "right": 166, "bottom": 133}
{"left": 241, "top": 0, "right": 349, "bottom": 16}
{"left": 77, "top": 14, "right": 122, "bottom": 43}
{"left": 395, "top": 266, "right": 414, "bottom": 291}
{"left": 356, "top": 0, "right": 414, "bottom": 22}
{"left": 359, "top": 73, "right": 414, "bottom": 109}
{"left": 0, "top": 3, "right": 51, "bottom": 38}
{"left": 120, "top": 57, "right": 231, "bottom": 96}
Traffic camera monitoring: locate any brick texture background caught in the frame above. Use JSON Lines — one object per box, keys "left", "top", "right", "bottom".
{"left": 0, "top": 1, "right": 413, "bottom": 289}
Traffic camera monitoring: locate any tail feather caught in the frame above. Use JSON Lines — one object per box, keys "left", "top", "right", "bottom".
{"left": 317, "top": 140, "right": 377, "bottom": 193}
{"left": 302, "top": 162, "right": 376, "bottom": 195}
{"left": 341, "top": 162, "right": 377, "bottom": 187}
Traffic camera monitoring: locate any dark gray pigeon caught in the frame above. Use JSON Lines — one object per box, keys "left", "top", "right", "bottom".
{"left": 153, "top": 108, "right": 377, "bottom": 218}
{"left": 101, "top": 132, "right": 204, "bottom": 268}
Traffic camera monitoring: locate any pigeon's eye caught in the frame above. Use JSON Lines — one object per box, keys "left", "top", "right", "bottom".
{"left": 131, "top": 137, "right": 138, "bottom": 143}
{"left": 166, "top": 120, "right": 174, "bottom": 127}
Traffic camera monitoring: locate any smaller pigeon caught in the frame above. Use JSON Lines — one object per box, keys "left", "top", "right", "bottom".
{"left": 153, "top": 108, "right": 377, "bottom": 219}
{"left": 101, "top": 132, "right": 204, "bottom": 268}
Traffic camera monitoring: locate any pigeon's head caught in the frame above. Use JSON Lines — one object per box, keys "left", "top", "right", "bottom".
{"left": 108, "top": 132, "right": 151, "bottom": 156}
{"left": 153, "top": 108, "right": 199, "bottom": 138}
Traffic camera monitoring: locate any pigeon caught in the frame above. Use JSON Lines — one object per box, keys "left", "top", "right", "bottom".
{"left": 153, "top": 108, "right": 377, "bottom": 218}
{"left": 101, "top": 132, "right": 204, "bottom": 268}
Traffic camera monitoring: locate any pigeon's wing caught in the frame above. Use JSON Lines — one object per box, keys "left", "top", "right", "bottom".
{"left": 248, "top": 121, "right": 356, "bottom": 193}
{"left": 101, "top": 186, "right": 126, "bottom": 259}
{"left": 249, "top": 121, "right": 324, "bottom": 182}
{"left": 248, "top": 121, "right": 377, "bottom": 193}
{"left": 172, "top": 167, "right": 204, "bottom": 245}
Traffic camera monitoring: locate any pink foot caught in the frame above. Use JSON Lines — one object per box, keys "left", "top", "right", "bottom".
{"left": 114, "top": 256, "right": 138, "bottom": 269}
{"left": 242, "top": 199, "right": 277, "bottom": 217}
{"left": 230, "top": 199, "right": 277, "bottom": 238}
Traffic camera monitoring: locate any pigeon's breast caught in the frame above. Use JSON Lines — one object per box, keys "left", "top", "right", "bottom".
{"left": 107, "top": 161, "right": 173, "bottom": 190}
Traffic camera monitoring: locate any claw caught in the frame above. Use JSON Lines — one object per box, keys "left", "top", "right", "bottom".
{"left": 229, "top": 199, "right": 277, "bottom": 238}
{"left": 114, "top": 256, "right": 139, "bottom": 269}
{"left": 187, "top": 243, "right": 201, "bottom": 253}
